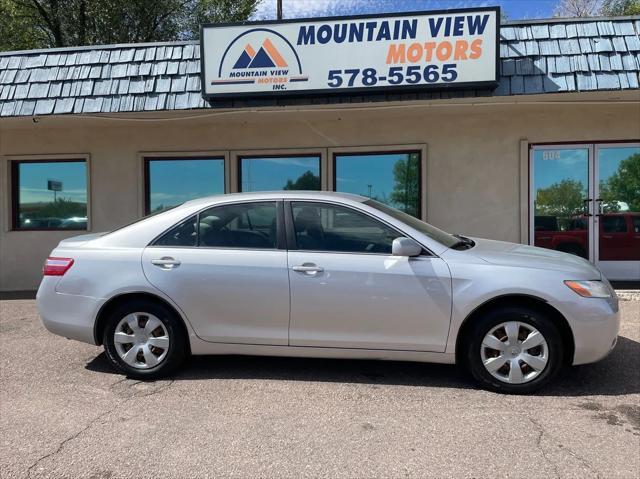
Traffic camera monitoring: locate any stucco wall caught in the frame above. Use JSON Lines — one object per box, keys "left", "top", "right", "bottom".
{"left": 1, "top": 98, "right": 639, "bottom": 290}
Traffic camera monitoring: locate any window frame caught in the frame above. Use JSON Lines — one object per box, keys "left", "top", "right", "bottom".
{"left": 10, "top": 156, "right": 91, "bottom": 232}
{"left": 143, "top": 155, "right": 227, "bottom": 215}
{"left": 149, "top": 199, "right": 286, "bottom": 251}
{"left": 331, "top": 147, "right": 425, "bottom": 220}
{"left": 284, "top": 199, "right": 432, "bottom": 257}
{"left": 236, "top": 153, "right": 323, "bottom": 193}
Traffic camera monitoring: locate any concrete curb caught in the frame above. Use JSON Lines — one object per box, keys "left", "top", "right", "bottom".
{"left": 616, "top": 290, "right": 640, "bottom": 301}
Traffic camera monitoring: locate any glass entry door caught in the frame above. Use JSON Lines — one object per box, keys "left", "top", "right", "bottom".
{"left": 595, "top": 144, "right": 640, "bottom": 280}
{"left": 531, "top": 143, "right": 640, "bottom": 281}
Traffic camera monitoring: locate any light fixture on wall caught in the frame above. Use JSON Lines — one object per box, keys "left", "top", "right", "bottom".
{"left": 32, "top": 117, "right": 40, "bottom": 123}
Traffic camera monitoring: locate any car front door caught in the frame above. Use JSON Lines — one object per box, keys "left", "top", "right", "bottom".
{"left": 286, "top": 201, "right": 452, "bottom": 352}
{"left": 142, "top": 200, "right": 290, "bottom": 345}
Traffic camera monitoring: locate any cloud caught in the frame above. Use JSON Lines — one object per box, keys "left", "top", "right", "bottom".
{"left": 251, "top": 157, "right": 319, "bottom": 168}
{"left": 253, "top": 0, "right": 494, "bottom": 20}
{"left": 150, "top": 192, "right": 185, "bottom": 201}
{"left": 18, "top": 187, "right": 87, "bottom": 204}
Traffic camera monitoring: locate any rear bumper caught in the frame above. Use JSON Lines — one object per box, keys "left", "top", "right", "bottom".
{"left": 562, "top": 296, "right": 620, "bottom": 365}
{"left": 36, "top": 277, "right": 101, "bottom": 345}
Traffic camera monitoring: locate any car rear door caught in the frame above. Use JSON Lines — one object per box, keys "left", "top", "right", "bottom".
{"left": 286, "top": 200, "right": 452, "bottom": 352}
{"left": 142, "top": 200, "right": 290, "bottom": 345}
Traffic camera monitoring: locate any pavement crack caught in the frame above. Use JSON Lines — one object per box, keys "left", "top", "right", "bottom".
{"left": 107, "top": 377, "right": 129, "bottom": 390}
{"left": 26, "top": 405, "right": 120, "bottom": 478}
{"left": 26, "top": 379, "right": 174, "bottom": 477}
{"left": 138, "top": 379, "right": 174, "bottom": 398}
{"left": 529, "top": 417, "right": 561, "bottom": 479}
{"left": 528, "top": 416, "right": 601, "bottom": 479}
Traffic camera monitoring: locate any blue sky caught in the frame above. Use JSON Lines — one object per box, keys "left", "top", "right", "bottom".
{"left": 253, "top": 0, "right": 559, "bottom": 21}
{"left": 149, "top": 159, "right": 224, "bottom": 211}
{"left": 533, "top": 147, "right": 638, "bottom": 191}
{"left": 19, "top": 162, "right": 87, "bottom": 204}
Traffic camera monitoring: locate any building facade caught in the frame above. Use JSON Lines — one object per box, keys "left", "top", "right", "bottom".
{"left": 1, "top": 14, "right": 639, "bottom": 291}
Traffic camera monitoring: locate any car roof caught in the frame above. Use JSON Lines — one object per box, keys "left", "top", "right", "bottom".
{"left": 181, "top": 191, "right": 368, "bottom": 208}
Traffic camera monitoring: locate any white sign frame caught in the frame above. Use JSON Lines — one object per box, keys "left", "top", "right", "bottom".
{"left": 200, "top": 7, "right": 500, "bottom": 101}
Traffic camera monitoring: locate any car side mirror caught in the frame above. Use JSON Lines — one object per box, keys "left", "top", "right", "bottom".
{"left": 392, "top": 237, "right": 422, "bottom": 257}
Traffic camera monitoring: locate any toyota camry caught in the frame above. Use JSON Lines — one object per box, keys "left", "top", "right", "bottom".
{"left": 36, "top": 191, "right": 619, "bottom": 394}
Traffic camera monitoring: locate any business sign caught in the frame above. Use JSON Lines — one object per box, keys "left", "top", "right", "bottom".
{"left": 47, "top": 179, "right": 62, "bottom": 192}
{"left": 200, "top": 7, "right": 499, "bottom": 100}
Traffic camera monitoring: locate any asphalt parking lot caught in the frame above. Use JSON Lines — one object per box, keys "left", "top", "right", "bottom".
{"left": 1, "top": 299, "right": 638, "bottom": 479}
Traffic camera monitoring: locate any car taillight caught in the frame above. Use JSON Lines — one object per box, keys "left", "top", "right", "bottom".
{"left": 43, "top": 257, "right": 74, "bottom": 276}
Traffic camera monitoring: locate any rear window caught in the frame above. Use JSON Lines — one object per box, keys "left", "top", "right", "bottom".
{"left": 150, "top": 202, "right": 278, "bottom": 249}
{"left": 153, "top": 215, "right": 197, "bottom": 247}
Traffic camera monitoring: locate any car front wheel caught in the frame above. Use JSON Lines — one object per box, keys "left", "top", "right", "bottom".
{"left": 103, "top": 299, "right": 187, "bottom": 379}
{"left": 465, "top": 306, "right": 564, "bottom": 394}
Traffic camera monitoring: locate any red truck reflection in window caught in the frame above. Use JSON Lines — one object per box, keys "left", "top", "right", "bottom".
{"left": 535, "top": 213, "right": 640, "bottom": 261}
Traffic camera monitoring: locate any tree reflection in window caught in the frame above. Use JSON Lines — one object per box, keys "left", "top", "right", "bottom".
{"left": 599, "top": 151, "right": 640, "bottom": 213}
{"left": 335, "top": 151, "right": 420, "bottom": 218}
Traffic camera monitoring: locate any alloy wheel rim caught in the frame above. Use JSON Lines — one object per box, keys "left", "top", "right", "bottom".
{"left": 113, "top": 313, "right": 170, "bottom": 369}
{"left": 480, "top": 321, "right": 549, "bottom": 385}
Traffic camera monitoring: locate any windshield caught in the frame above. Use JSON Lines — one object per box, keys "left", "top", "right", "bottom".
{"left": 364, "top": 200, "right": 459, "bottom": 248}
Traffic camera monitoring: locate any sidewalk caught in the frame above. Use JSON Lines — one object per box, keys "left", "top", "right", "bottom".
{"left": 616, "top": 290, "right": 640, "bottom": 301}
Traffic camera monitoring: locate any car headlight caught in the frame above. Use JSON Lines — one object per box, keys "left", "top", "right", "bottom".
{"left": 564, "top": 280, "right": 612, "bottom": 298}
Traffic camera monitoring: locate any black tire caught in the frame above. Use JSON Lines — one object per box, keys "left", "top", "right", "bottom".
{"left": 464, "top": 306, "right": 564, "bottom": 394}
{"left": 103, "top": 299, "right": 188, "bottom": 379}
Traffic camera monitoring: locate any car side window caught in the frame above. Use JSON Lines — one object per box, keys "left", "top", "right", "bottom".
{"left": 602, "top": 216, "right": 627, "bottom": 234}
{"left": 634, "top": 217, "right": 640, "bottom": 234}
{"left": 153, "top": 215, "right": 198, "bottom": 247}
{"left": 290, "top": 202, "right": 399, "bottom": 254}
{"left": 199, "top": 202, "right": 277, "bottom": 249}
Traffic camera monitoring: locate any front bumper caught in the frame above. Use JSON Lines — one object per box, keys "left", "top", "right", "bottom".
{"left": 36, "top": 277, "right": 101, "bottom": 345}
{"left": 560, "top": 295, "right": 620, "bottom": 365}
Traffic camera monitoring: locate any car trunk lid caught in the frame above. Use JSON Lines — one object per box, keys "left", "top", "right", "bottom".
{"left": 58, "top": 232, "right": 109, "bottom": 247}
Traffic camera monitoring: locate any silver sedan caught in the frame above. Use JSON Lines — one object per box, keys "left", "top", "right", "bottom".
{"left": 36, "top": 192, "right": 620, "bottom": 393}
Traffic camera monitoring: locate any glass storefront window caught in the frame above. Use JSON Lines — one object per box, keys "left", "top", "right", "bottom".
{"left": 146, "top": 158, "right": 224, "bottom": 214}
{"left": 239, "top": 155, "right": 320, "bottom": 192}
{"left": 13, "top": 160, "right": 88, "bottom": 230}
{"left": 334, "top": 151, "right": 421, "bottom": 218}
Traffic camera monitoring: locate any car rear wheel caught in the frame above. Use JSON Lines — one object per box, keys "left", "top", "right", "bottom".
{"left": 465, "top": 306, "right": 564, "bottom": 394}
{"left": 103, "top": 299, "right": 187, "bottom": 379}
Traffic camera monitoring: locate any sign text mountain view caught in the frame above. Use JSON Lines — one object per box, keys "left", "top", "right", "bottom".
{"left": 296, "top": 14, "right": 491, "bottom": 45}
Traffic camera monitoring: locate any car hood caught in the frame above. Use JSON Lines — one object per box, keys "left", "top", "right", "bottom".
{"left": 465, "top": 237, "right": 602, "bottom": 278}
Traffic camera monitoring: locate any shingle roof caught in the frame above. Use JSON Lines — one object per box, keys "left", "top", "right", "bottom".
{"left": 1, "top": 16, "right": 639, "bottom": 117}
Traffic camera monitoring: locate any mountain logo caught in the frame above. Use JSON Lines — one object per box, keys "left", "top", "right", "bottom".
{"left": 233, "top": 39, "right": 288, "bottom": 69}
{"left": 214, "top": 27, "right": 308, "bottom": 90}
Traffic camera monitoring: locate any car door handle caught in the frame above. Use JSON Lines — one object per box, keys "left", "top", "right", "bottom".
{"left": 151, "top": 257, "right": 181, "bottom": 269}
{"left": 292, "top": 264, "right": 324, "bottom": 274}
